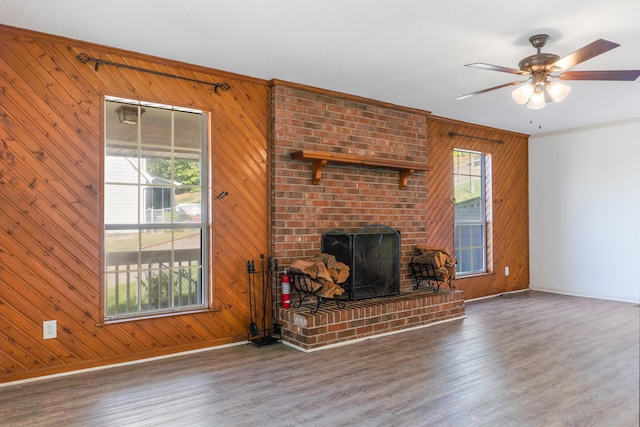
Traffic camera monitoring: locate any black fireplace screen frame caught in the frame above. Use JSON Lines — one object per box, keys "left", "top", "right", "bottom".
{"left": 321, "top": 224, "right": 401, "bottom": 300}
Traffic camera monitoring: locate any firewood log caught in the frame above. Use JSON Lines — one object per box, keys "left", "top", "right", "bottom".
{"left": 289, "top": 259, "right": 319, "bottom": 278}
{"left": 335, "top": 262, "right": 350, "bottom": 284}
{"left": 413, "top": 252, "right": 445, "bottom": 268}
{"left": 415, "top": 245, "right": 455, "bottom": 263}
{"left": 314, "top": 261, "right": 334, "bottom": 284}
{"left": 308, "top": 278, "right": 323, "bottom": 292}
{"left": 446, "top": 266, "right": 456, "bottom": 279}
{"left": 415, "top": 244, "right": 450, "bottom": 255}
{"left": 289, "top": 254, "right": 350, "bottom": 292}
{"left": 328, "top": 267, "right": 339, "bottom": 282}
{"left": 317, "top": 283, "right": 345, "bottom": 298}
{"left": 310, "top": 253, "right": 338, "bottom": 269}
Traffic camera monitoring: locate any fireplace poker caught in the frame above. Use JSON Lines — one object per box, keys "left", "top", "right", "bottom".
{"left": 247, "top": 260, "right": 259, "bottom": 337}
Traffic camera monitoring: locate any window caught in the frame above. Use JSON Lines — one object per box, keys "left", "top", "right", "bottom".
{"left": 453, "top": 149, "right": 490, "bottom": 275}
{"left": 104, "top": 97, "right": 208, "bottom": 319}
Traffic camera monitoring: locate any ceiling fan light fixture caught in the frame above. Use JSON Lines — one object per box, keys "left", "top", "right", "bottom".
{"left": 512, "top": 83, "right": 535, "bottom": 104}
{"left": 546, "top": 81, "right": 571, "bottom": 103}
{"left": 526, "top": 86, "right": 546, "bottom": 109}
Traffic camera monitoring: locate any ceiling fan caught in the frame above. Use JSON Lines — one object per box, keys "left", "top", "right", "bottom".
{"left": 455, "top": 34, "right": 640, "bottom": 109}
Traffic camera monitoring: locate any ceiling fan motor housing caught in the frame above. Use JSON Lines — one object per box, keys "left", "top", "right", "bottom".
{"left": 519, "top": 53, "right": 561, "bottom": 73}
{"left": 519, "top": 35, "right": 561, "bottom": 73}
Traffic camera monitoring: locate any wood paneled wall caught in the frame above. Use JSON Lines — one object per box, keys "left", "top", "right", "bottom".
{"left": 426, "top": 116, "right": 529, "bottom": 298}
{"left": 0, "top": 25, "right": 270, "bottom": 383}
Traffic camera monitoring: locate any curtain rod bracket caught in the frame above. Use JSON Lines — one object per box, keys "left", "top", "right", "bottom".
{"left": 76, "top": 53, "right": 231, "bottom": 93}
{"left": 448, "top": 131, "right": 503, "bottom": 144}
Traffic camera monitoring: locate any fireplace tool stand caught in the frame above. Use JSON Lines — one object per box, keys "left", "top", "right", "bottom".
{"left": 246, "top": 254, "right": 281, "bottom": 347}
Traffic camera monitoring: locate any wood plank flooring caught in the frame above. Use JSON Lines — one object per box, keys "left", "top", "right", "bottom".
{"left": 1, "top": 291, "right": 638, "bottom": 427}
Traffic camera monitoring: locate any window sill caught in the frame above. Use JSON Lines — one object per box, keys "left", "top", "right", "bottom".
{"left": 454, "top": 271, "right": 495, "bottom": 280}
{"left": 97, "top": 306, "right": 219, "bottom": 326}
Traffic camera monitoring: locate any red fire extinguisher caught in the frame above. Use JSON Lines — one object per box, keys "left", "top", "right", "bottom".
{"left": 281, "top": 270, "right": 291, "bottom": 309}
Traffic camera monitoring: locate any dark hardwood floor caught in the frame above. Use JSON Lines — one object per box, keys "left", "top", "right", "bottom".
{"left": 1, "top": 291, "right": 638, "bottom": 427}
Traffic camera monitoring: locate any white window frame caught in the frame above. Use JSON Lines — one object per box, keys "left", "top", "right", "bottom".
{"left": 103, "top": 96, "right": 209, "bottom": 320}
{"left": 453, "top": 148, "right": 489, "bottom": 276}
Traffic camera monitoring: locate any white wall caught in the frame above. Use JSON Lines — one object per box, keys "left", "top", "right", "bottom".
{"left": 529, "top": 120, "right": 640, "bottom": 303}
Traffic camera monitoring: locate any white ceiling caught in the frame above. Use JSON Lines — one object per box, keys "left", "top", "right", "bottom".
{"left": 2, "top": 0, "right": 639, "bottom": 136}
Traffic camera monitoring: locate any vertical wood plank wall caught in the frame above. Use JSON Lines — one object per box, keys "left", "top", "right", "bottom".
{"left": 426, "top": 116, "right": 529, "bottom": 298}
{"left": 0, "top": 25, "right": 270, "bottom": 383}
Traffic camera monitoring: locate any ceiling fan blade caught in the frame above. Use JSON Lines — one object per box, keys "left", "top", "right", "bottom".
{"left": 552, "top": 39, "right": 620, "bottom": 71}
{"left": 465, "top": 63, "right": 529, "bottom": 75}
{"left": 454, "top": 81, "right": 525, "bottom": 100}
{"left": 559, "top": 70, "right": 640, "bottom": 81}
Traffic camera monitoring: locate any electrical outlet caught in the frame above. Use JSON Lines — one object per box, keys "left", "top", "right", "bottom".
{"left": 43, "top": 320, "right": 57, "bottom": 339}
{"left": 505, "top": 266, "right": 510, "bottom": 276}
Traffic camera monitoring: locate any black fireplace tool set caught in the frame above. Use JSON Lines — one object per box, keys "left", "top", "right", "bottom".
{"left": 246, "top": 254, "right": 281, "bottom": 346}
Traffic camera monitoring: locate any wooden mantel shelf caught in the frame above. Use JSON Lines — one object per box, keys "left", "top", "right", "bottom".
{"left": 289, "top": 150, "right": 431, "bottom": 189}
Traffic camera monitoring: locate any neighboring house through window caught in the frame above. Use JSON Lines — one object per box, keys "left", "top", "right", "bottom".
{"left": 104, "top": 97, "right": 208, "bottom": 319}
{"left": 453, "top": 149, "right": 491, "bottom": 275}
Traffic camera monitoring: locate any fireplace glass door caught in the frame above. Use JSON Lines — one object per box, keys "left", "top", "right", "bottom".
{"left": 322, "top": 224, "right": 400, "bottom": 300}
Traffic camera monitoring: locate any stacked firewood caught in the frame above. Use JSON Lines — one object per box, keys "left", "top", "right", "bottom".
{"left": 288, "top": 253, "right": 350, "bottom": 298}
{"left": 412, "top": 245, "right": 457, "bottom": 281}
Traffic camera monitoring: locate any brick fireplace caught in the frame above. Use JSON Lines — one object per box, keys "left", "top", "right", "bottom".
{"left": 269, "top": 80, "right": 465, "bottom": 349}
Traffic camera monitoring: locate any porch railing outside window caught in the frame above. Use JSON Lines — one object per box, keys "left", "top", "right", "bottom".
{"left": 105, "top": 247, "right": 202, "bottom": 316}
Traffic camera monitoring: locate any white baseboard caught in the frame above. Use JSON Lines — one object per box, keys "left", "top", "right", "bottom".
{"left": 464, "top": 288, "right": 530, "bottom": 302}
{"left": 529, "top": 285, "right": 640, "bottom": 304}
{"left": 0, "top": 341, "right": 247, "bottom": 388}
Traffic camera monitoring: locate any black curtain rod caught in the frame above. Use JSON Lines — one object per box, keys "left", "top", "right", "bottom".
{"left": 76, "top": 53, "right": 231, "bottom": 93}
{"left": 448, "top": 131, "right": 503, "bottom": 144}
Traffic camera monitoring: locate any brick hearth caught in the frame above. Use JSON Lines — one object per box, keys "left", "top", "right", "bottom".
{"left": 278, "top": 289, "right": 465, "bottom": 351}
